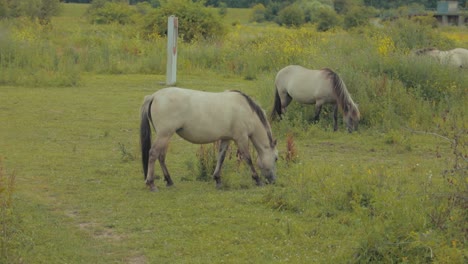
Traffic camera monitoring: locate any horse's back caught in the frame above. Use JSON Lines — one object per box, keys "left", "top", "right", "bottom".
{"left": 452, "top": 48, "right": 468, "bottom": 67}
{"left": 276, "top": 65, "right": 334, "bottom": 104}
{"left": 150, "top": 87, "right": 253, "bottom": 143}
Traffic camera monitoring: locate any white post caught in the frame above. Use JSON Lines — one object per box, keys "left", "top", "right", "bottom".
{"left": 166, "top": 16, "right": 178, "bottom": 85}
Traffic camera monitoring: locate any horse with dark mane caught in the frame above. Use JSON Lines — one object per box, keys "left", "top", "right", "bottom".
{"left": 414, "top": 47, "right": 468, "bottom": 68}
{"left": 140, "top": 87, "right": 278, "bottom": 191}
{"left": 271, "top": 65, "right": 360, "bottom": 133}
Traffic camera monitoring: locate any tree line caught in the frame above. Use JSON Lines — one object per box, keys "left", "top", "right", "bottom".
{"left": 59, "top": 0, "right": 468, "bottom": 9}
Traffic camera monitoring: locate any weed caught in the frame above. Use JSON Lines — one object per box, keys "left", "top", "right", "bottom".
{"left": 284, "top": 133, "right": 298, "bottom": 165}
{"left": 196, "top": 142, "right": 219, "bottom": 182}
{"left": 117, "top": 142, "right": 135, "bottom": 162}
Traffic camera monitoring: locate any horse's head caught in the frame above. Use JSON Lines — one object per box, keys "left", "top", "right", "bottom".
{"left": 343, "top": 102, "right": 360, "bottom": 133}
{"left": 257, "top": 139, "right": 278, "bottom": 184}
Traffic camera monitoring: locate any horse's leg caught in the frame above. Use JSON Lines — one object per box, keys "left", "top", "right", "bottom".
{"left": 212, "top": 140, "right": 230, "bottom": 189}
{"left": 281, "top": 94, "right": 293, "bottom": 116}
{"left": 158, "top": 142, "right": 174, "bottom": 187}
{"left": 146, "top": 135, "right": 172, "bottom": 191}
{"left": 237, "top": 138, "right": 262, "bottom": 186}
{"left": 313, "top": 104, "right": 322, "bottom": 122}
{"left": 333, "top": 104, "right": 338, "bottom": 131}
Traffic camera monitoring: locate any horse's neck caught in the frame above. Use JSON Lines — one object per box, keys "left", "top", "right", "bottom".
{"left": 250, "top": 123, "right": 272, "bottom": 155}
{"left": 336, "top": 84, "right": 354, "bottom": 108}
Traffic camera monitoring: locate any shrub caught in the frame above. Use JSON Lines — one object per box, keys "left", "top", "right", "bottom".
{"left": 278, "top": 5, "right": 304, "bottom": 27}
{"left": 141, "top": 0, "right": 226, "bottom": 42}
{"left": 250, "top": 3, "right": 266, "bottom": 23}
{"left": 87, "top": 1, "right": 137, "bottom": 24}
{"left": 382, "top": 18, "right": 453, "bottom": 51}
{"left": 315, "top": 7, "right": 342, "bottom": 32}
{"left": 0, "top": 0, "right": 61, "bottom": 23}
{"left": 196, "top": 143, "right": 219, "bottom": 182}
{"left": 343, "top": 6, "right": 375, "bottom": 29}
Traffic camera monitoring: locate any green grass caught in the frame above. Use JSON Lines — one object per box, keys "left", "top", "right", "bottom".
{"left": 223, "top": 8, "right": 252, "bottom": 25}
{"left": 0, "top": 73, "right": 465, "bottom": 263}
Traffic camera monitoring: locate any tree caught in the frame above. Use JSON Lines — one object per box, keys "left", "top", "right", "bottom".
{"left": 141, "top": 0, "right": 226, "bottom": 42}
{"left": 278, "top": 4, "right": 305, "bottom": 27}
{"left": 315, "top": 6, "right": 342, "bottom": 31}
{"left": 0, "top": 0, "right": 61, "bottom": 22}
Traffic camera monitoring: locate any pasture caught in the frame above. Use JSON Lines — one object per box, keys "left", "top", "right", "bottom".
{"left": 1, "top": 3, "right": 467, "bottom": 263}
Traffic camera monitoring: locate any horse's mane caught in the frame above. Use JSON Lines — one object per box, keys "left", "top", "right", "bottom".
{"left": 230, "top": 90, "right": 275, "bottom": 147}
{"left": 414, "top": 47, "right": 438, "bottom": 55}
{"left": 322, "top": 68, "right": 359, "bottom": 117}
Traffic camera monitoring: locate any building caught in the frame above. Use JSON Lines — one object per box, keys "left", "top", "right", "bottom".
{"left": 434, "top": 1, "right": 467, "bottom": 26}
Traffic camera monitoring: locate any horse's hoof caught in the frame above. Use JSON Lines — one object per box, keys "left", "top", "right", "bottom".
{"left": 146, "top": 180, "right": 158, "bottom": 192}
{"left": 216, "top": 183, "right": 223, "bottom": 189}
{"left": 256, "top": 181, "right": 264, "bottom": 187}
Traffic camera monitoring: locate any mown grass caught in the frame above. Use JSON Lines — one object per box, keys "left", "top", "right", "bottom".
{"left": 0, "top": 3, "right": 466, "bottom": 263}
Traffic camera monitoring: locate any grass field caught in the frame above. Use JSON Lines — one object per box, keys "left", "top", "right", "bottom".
{"left": 0, "top": 3, "right": 466, "bottom": 264}
{"left": 0, "top": 73, "right": 464, "bottom": 263}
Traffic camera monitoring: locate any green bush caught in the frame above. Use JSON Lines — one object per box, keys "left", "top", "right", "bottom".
{"left": 141, "top": 0, "right": 226, "bottom": 42}
{"left": 87, "top": 1, "right": 137, "bottom": 24}
{"left": 343, "top": 6, "right": 374, "bottom": 29}
{"left": 278, "top": 4, "right": 304, "bottom": 27}
{"left": 0, "top": 0, "right": 61, "bottom": 23}
{"left": 383, "top": 18, "right": 453, "bottom": 51}
{"left": 196, "top": 143, "right": 218, "bottom": 182}
{"left": 315, "top": 7, "right": 342, "bottom": 31}
{"left": 250, "top": 3, "right": 266, "bottom": 23}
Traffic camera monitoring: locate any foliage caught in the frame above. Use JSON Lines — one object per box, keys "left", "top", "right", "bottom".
{"left": 343, "top": 5, "right": 375, "bottom": 29}
{"left": 141, "top": 0, "right": 226, "bottom": 42}
{"left": 277, "top": 4, "right": 304, "bottom": 27}
{"left": 0, "top": 19, "right": 81, "bottom": 86}
{"left": 250, "top": 3, "right": 266, "bottom": 23}
{"left": 315, "top": 6, "right": 342, "bottom": 31}
{"left": 86, "top": 0, "right": 137, "bottom": 24}
{"left": 0, "top": 0, "right": 61, "bottom": 23}
{"left": 196, "top": 143, "right": 219, "bottom": 182}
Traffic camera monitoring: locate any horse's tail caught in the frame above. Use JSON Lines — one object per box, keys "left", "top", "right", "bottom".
{"left": 140, "top": 95, "right": 154, "bottom": 180}
{"left": 271, "top": 84, "right": 282, "bottom": 120}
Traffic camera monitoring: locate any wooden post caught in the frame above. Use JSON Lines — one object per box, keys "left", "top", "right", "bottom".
{"left": 166, "top": 16, "right": 178, "bottom": 85}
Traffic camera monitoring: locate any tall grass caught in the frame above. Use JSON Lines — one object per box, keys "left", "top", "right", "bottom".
{"left": 2, "top": 14, "right": 465, "bottom": 132}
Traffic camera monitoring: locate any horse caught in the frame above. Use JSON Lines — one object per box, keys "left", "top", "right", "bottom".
{"left": 140, "top": 87, "right": 278, "bottom": 192}
{"left": 271, "top": 65, "right": 360, "bottom": 133}
{"left": 413, "top": 48, "right": 468, "bottom": 68}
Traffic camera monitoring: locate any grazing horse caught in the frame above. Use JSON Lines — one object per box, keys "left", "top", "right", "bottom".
{"left": 140, "top": 87, "right": 278, "bottom": 191}
{"left": 271, "top": 65, "right": 360, "bottom": 133}
{"left": 414, "top": 48, "right": 468, "bottom": 68}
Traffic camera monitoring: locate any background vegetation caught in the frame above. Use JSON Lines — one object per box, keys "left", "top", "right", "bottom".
{"left": 0, "top": 1, "right": 466, "bottom": 263}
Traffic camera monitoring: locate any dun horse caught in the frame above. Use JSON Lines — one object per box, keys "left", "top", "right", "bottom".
{"left": 271, "top": 65, "right": 360, "bottom": 133}
{"left": 140, "top": 87, "right": 278, "bottom": 191}
{"left": 414, "top": 48, "right": 468, "bottom": 68}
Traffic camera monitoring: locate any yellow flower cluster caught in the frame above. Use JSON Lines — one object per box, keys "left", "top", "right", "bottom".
{"left": 442, "top": 31, "right": 468, "bottom": 46}
{"left": 12, "top": 27, "right": 38, "bottom": 42}
{"left": 377, "top": 36, "right": 395, "bottom": 57}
